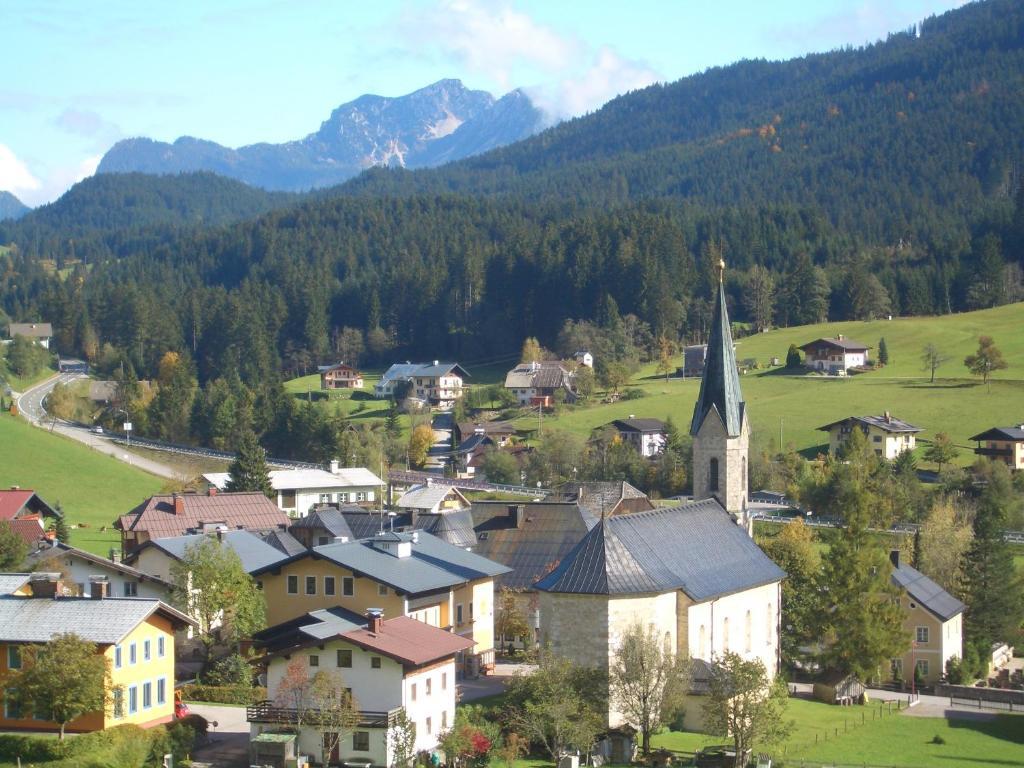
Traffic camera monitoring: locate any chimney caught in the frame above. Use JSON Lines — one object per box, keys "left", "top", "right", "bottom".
{"left": 889, "top": 550, "right": 900, "bottom": 568}
{"left": 884, "top": 411, "right": 891, "bottom": 423}
{"left": 9, "top": 485, "right": 19, "bottom": 490}
{"left": 29, "top": 572, "right": 61, "bottom": 599}
{"left": 330, "top": 459, "right": 340, "bottom": 474}
{"left": 89, "top": 575, "right": 110, "bottom": 599}
{"left": 108, "top": 548, "right": 122, "bottom": 564}
{"left": 207, "top": 486, "right": 217, "bottom": 497}
{"left": 433, "top": 360, "right": 439, "bottom": 366}
{"left": 508, "top": 504, "right": 525, "bottom": 529}
{"left": 411, "top": 531, "right": 419, "bottom": 544}
{"left": 367, "top": 608, "right": 384, "bottom": 634}
{"left": 836, "top": 334, "right": 844, "bottom": 341}
{"left": 172, "top": 493, "right": 184, "bottom": 515}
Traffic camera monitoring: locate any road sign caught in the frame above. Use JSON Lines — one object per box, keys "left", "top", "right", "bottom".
{"left": 123, "top": 422, "right": 132, "bottom": 431}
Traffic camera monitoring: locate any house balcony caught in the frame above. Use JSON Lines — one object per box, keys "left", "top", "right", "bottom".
{"left": 975, "top": 446, "right": 1013, "bottom": 457}
{"left": 246, "top": 701, "right": 402, "bottom": 728}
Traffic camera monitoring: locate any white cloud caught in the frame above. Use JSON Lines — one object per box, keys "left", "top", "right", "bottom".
{"left": 0, "top": 144, "right": 42, "bottom": 199}
{"left": 398, "top": 0, "right": 660, "bottom": 118}
{"left": 0, "top": 145, "right": 99, "bottom": 207}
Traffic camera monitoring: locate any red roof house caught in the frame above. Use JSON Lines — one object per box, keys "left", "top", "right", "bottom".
{"left": 0, "top": 489, "right": 60, "bottom": 522}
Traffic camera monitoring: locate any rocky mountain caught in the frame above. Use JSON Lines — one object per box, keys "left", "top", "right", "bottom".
{"left": 0, "top": 191, "right": 30, "bottom": 221}
{"left": 97, "top": 80, "right": 545, "bottom": 191}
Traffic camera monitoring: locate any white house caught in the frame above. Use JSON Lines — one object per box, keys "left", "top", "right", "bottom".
{"left": 203, "top": 463, "right": 384, "bottom": 517}
{"left": 375, "top": 362, "right": 469, "bottom": 409}
{"left": 817, "top": 413, "right": 922, "bottom": 459}
{"left": 799, "top": 336, "right": 870, "bottom": 374}
{"left": 608, "top": 418, "right": 668, "bottom": 458}
{"left": 394, "top": 484, "right": 470, "bottom": 515}
{"left": 503, "top": 361, "right": 575, "bottom": 407}
{"left": 574, "top": 350, "right": 593, "bottom": 368}
{"left": 27, "top": 541, "right": 174, "bottom": 600}
{"left": 249, "top": 608, "right": 474, "bottom": 766}
{"left": 6, "top": 322, "right": 53, "bottom": 349}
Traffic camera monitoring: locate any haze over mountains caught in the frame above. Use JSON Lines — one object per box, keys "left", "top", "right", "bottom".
{"left": 0, "top": 192, "right": 30, "bottom": 222}
{"left": 97, "top": 79, "right": 546, "bottom": 192}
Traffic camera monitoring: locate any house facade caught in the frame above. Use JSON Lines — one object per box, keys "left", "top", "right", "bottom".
{"left": 503, "top": 361, "right": 575, "bottom": 407}
{"left": 318, "top": 362, "right": 364, "bottom": 390}
{"left": 889, "top": 551, "right": 964, "bottom": 686}
{"left": 6, "top": 322, "right": 53, "bottom": 349}
{"left": 374, "top": 362, "right": 469, "bottom": 409}
{"left": 0, "top": 573, "right": 193, "bottom": 734}
{"left": 249, "top": 610, "right": 472, "bottom": 766}
{"left": 251, "top": 531, "right": 509, "bottom": 676}
{"left": 969, "top": 425, "right": 1024, "bottom": 470}
{"left": 203, "top": 464, "right": 384, "bottom": 517}
{"left": 818, "top": 413, "right": 923, "bottom": 459}
{"left": 799, "top": 336, "right": 870, "bottom": 374}
{"left": 29, "top": 541, "right": 174, "bottom": 600}
{"left": 608, "top": 418, "right": 668, "bottom": 458}
{"left": 394, "top": 483, "right": 470, "bottom": 515}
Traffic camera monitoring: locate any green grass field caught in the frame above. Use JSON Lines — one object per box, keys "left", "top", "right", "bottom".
{"left": 0, "top": 413, "right": 164, "bottom": 556}
{"left": 520, "top": 303, "right": 1024, "bottom": 461}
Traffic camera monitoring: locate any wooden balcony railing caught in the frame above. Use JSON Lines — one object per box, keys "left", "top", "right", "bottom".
{"left": 246, "top": 701, "right": 401, "bottom": 728}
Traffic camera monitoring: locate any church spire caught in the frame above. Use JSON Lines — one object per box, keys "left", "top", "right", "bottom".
{"left": 690, "top": 262, "right": 744, "bottom": 437}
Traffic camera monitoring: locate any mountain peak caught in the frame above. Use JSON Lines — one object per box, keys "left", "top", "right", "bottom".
{"left": 0, "top": 191, "right": 31, "bottom": 221}
{"left": 98, "top": 80, "right": 544, "bottom": 191}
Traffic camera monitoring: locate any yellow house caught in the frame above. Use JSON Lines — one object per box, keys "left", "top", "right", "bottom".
{"left": 251, "top": 531, "right": 509, "bottom": 676}
{"left": 818, "top": 413, "right": 922, "bottom": 460}
{"left": 0, "top": 573, "right": 194, "bottom": 733}
{"left": 969, "top": 425, "right": 1024, "bottom": 470}
{"left": 888, "top": 551, "right": 965, "bottom": 686}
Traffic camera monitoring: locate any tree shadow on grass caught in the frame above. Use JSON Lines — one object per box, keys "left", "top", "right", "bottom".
{"left": 900, "top": 381, "right": 978, "bottom": 390}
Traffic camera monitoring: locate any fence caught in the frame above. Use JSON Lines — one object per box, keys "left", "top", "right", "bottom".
{"left": 778, "top": 696, "right": 915, "bottom": 763}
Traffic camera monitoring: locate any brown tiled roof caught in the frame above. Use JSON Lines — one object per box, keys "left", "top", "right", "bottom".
{"left": 341, "top": 616, "right": 475, "bottom": 666}
{"left": 8, "top": 517, "right": 45, "bottom": 546}
{"left": 115, "top": 491, "right": 290, "bottom": 539}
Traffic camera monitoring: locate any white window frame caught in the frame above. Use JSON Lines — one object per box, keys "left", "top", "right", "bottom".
{"left": 916, "top": 626, "right": 929, "bottom": 644}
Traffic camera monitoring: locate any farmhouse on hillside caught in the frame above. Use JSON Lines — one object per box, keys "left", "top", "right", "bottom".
{"left": 606, "top": 417, "right": 668, "bottom": 457}
{"left": 818, "top": 413, "right": 922, "bottom": 459}
{"left": 504, "top": 360, "right": 576, "bottom": 407}
{"left": 5, "top": 322, "right": 53, "bottom": 349}
{"left": 969, "top": 424, "right": 1024, "bottom": 470}
{"left": 799, "top": 335, "right": 870, "bottom": 374}
{"left": 374, "top": 362, "right": 469, "bottom": 408}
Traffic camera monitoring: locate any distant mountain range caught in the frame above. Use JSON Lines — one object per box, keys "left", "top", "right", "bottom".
{"left": 97, "top": 79, "right": 546, "bottom": 191}
{"left": 0, "top": 191, "right": 30, "bottom": 222}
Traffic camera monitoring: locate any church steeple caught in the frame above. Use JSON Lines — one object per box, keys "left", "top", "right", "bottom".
{"left": 689, "top": 261, "right": 750, "bottom": 527}
{"left": 690, "top": 262, "right": 745, "bottom": 438}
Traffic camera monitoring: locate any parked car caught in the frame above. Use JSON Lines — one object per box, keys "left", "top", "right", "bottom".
{"left": 695, "top": 745, "right": 750, "bottom": 767}
{"left": 91, "top": 425, "right": 104, "bottom": 434}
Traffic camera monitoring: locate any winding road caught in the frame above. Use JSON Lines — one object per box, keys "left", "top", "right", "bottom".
{"left": 15, "top": 374, "right": 181, "bottom": 480}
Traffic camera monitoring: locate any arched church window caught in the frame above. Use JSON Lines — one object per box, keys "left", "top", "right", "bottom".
{"left": 709, "top": 458, "right": 719, "bottom": 492}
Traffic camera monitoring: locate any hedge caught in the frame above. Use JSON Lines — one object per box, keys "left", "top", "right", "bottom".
{"left": 180, "top": 683, "right": 267, "bottom": 704}
{"left": 0, "top": 722, "right": 193, "bottom": 763}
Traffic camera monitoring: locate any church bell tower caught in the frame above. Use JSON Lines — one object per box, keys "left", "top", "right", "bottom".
{"left": 690, "top": 260, "right": 750, "bottom": 531}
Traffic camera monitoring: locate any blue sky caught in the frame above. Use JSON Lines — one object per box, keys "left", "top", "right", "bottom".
{"left": 1, "top": 0, "right": 965, "bottom": 206}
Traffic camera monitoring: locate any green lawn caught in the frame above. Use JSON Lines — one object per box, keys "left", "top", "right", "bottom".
{"left": 522, "top": 303, "right": 1024, "bottom": 461}
{"left": 0, "top": 413, "right": 164, "bottom": 556}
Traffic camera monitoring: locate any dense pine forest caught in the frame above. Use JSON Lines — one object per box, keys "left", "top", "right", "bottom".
{"left": 1, "top": 0, "right": 1023, "bottom": 457}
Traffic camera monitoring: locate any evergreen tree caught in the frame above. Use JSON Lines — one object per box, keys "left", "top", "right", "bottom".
{"left": 0, "top": 521, "right": 28, "bottom": 570}
{"left": 225, "top": 429, "right": 273, "bottom": 497}
{"left": 961, "top": 464, "right": 1024, "bottom": 652}
{"left": 878, "top": 337, "right": 889, "bottom": 366}
{"left": 785, "top": 344, "right": 802, "bottom": 369}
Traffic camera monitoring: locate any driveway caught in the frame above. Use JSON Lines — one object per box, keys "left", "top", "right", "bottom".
{"left": 424, "top": 411, "right": 454, "bottom": 472}
{"left": 16, "top": 374, "right": 181, "bottom": 479}
{"left": 186, "top": 702, "right": 252, "bottom": 768}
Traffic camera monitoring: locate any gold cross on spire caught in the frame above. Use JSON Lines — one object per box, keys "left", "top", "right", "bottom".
{"left": 718, "top": 258, "right": 726, "bottom": 284}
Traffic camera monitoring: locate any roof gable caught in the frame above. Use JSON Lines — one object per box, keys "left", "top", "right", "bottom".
{"left": 116, "top": 491, "right": 290, "bottom": 539}
{"left": 690, "top": 281, "right": 744, "bottom": 438}
{"left": 891, "top": 562, "right": 965, "bottom": 622}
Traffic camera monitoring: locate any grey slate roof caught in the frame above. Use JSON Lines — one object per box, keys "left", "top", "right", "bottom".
{"left": 969, "top": 426, "right": 1024, "bottom": 442}
{"left": 891, "top": 562, "right": 965, "bottom": 622}
{"left": 262, "top": 530, "right": 307, "bottom": 557}
{"left": 145, "top": 530, "right": 289, "bottom": 573}
{"left": 817, "top": 415, "right": 923, "bottom": 434}
{"left": 0, "top": 573, "right": 30, "bottom": 595}
{"left": 412, "top": 510, "right": 478, "bottom": 550}
{"left": 535, "top": 500, "right": 784, "bottom": 600}
{"left": 691, "top": 281, "right": 745, "bottom": 438}
{"left": 611, "top": 418, "right": 667, "bottom": 433}
{"left": 252, "top": 531, "right": 510, "bottom": 595}
{"left": 799, "top": 337, "right": 870, "bottom": 352}
{"left": 290, "top": 508, "right": 358, "bottom": 539}
{"left": 253, "top": 605, "right": 367, "bottom": 653}
{"left": 0, "top": 594, "right": 193, "bottom": 644}
{"left": 395, "top": 484, "right": 467, "bottom": 511}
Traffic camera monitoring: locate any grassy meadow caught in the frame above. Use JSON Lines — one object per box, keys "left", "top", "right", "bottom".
{"left": 512, "top": 303, "right": 1024, "bottom": 462}
{"left": 0, "top": 413, "right": 164, "bottom": 555}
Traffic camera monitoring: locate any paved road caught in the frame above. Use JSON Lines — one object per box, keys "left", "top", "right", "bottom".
{"left": 15, "top": 374, "right": 181, "bottom": 480}
{"left": 187, "top": 702, "right": 251, "bottom": 768}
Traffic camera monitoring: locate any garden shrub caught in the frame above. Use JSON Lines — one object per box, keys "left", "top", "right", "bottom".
{"left": 180, "top": 683, "right": 267, "bottom": 704}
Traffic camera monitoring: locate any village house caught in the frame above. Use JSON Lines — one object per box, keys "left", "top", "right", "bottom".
{"left": 453, "top": 420, "right": 516, "bottom": 447}
{"left": 535, "top": 270, "right": 784, "bottom": 735}
{"left": 451, "top": 431, "right": 497, "bottom": 477}
{"left": 0, "top": 488, "right": 61, "bottom": 548}
{"left": 682, "top": 343, "right": 707, "bottom": 377}
{"left": 318, "top": 362, "right": 364, "bottom": 390}
{"left": 203, "top": 463, "right": 384, "bottom": 517}
{"left": 114, "top": 489, "right": 290, "bottom": 557}
{"left": 374, "top": 362, "right": 469, "bottom": 409}
{"left": 248, "top": 607, "right": 472, "bottom": 766}
{"left": 125, "top": 529, "right": 301, "bottom": 581}
{"left": 606, "top": 417, "right": 668, "bottom": 457}
{"left": 0, "top": 572, "right": 193, "bottom": 734}
{"left": 289, "top": 505, "right": 477, "bottom": 550}
{"left": 817, "top": 413, "right": 923, "bottom": 459}
{"left": 28, "top": 541, "right": 174, "bottom": 600}
{"left": 799, "top": 335, "right": 870, "bottom": 374}
{"left": 503, "top": 360, "right": 576, "bottom": 407}
{"left": 969, "top": 425, "right": 1024, "bottom": 470}
{"left": 250, "top": 530, "right": 509, "bottom": 676}
{"left": 5, "top": 322, "right": 53, "bottom": 349}
{"left": 889, "top": 550, "right": 965, "bottom": 686}
{"left": 552, "top": 481, "right": 655, "bottom": 517}
{"left": 394, "top": 483, "right": 470, "bottom": 515}
{"left": 574, "top": 350, "right": 594, "bottom": 368}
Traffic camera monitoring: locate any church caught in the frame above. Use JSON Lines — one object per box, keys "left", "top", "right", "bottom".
{"left": 535, "top": 266, "right": 784, "bottom": 733}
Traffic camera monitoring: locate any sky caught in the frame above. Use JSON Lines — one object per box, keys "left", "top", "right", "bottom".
{"left": 1, "top": 0, "right": 967, "bottom": 207}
